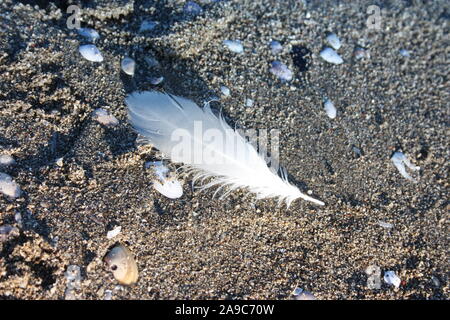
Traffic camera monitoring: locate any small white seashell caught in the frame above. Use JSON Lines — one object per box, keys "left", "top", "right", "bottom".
{"left": 147, "top": 161, "right": 183, "bottom": 199}
{"left": 0, "top": 172, "right": 21, "bottom": 198}
{"left": 77, "top": 28, "right": 100, "bottom": 42}
{"left": 324, "top": 99, "right": 337, "bottom": 119}
{"left": 269, "top": 61, "right": 293, "bottom": 81}
{"left": 79, "top": 44, "right": 103, "bottom": 62}
{"left": 269, "top": 40, "right": 283, "bottom": 54}
{"left": 0, "top": 154, "right": 15, "bottom": 166}
{"left": 121, "top": 57, "right": 136, "bottom": 76}
{"left": 378, "top": 221, "right": 393, "bottom": 229}
{"left": 292, "top": 287, "right": 317, "bottom": 300}
{"left": 391, "top": 151, "right": 420, "bottom": 182}
{"left": 139, "top": 20, "right": 158, "bottom": 32}
{"left": 93, "top": 108, "right": 119, "bottom": 127}
{"left": 326, "top": 33, "right": 341, "bottom": 50}
{"left": 104, "top": 244, "right": 139, "bottom": 285}
{"left": 220, "top": 86, "right": 230, "bottom": 96}
{"left": 149, "top": 76, "right": 164, "bottom": 85}
{"left": 223, "top": 40, "right": 244, "bottom": 53}
{"left": 245, "top": 98, "right": 254, "bottom": 107}
{"left": 106, "top": 226, "right": 122, "bottom": 239}
{"left": 320, "top": 47, "right": 343, "bottom": 64}
{"left": 384, "top": 271, "right": 401, "bottom": 288}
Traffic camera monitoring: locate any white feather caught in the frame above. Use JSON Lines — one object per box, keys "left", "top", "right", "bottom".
{"left": 126, "top": 91, "right": 324, "bottom": 206}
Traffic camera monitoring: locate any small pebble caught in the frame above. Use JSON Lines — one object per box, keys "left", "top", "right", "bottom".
{"left": 79, "top": 44, "right": 103, "bottom": 62}
{"left": 399, "top": 49, "right": 410, "bottom": 57}
{"left": 269, "top": 61, "right": 293, "bottom": 81}
{"left": 0, "top": 172, "right": 21, "bottom": 198}
{"left": 323, "top": 99, "right": 337, "bottom": 119}
{"left": 384, "top": 271, "right": 401, "bottom": 288}
{"left": 269, "top": 40, "right": 283, "bottom": 54}
{"left": 223, "top": 40, "right": 244, "bottom": 53}
{"left": 0, "top": 154, "right": 15, "bottom": 166}
{"left": 121, "top": 57, "right": 136, "bottom": 76}
{"left": 326, "top": 33, "right": 341, "bottom": 50}
{"left": 391, "top": 151, "right": 420, "bottom": 182}
{"left": 93, "top": 108, "right": 119, "bottom": 127}
{"left": 220, "top": 86, "right": 230, "bottom": 96}
{"left": 245, "top": 98, "right": 254, "bottom": 107}
{"left": 139, "top": 20, "right": 158, "bottom": 32}
{"left": 107, "top": 226, "right": 122, "bottom": 239}
{"left": 320, "top": 47, "right": 343, "bottom": 64}
{"left": 77, "top": 28, "right": 100, "bottom": 42}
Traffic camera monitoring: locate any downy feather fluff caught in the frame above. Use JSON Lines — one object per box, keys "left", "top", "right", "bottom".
{"left": 126, "top": 91, "right": 324, "bottom": 206}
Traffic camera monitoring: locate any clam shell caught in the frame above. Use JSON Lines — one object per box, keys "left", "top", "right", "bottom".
{"left": 104, "top": 244, "right": 138, "bottom": 285}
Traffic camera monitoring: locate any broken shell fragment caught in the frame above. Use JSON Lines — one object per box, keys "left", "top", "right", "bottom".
{"left": 79, "top": 44, "right": 103, "bottom": 62}
{"left": 146, "top": 161, "right": 183, "bottom": 199}
{"left": 104, "top": 244, "right": 138, "bottom": 285}
{"left": 121, "top": 57, "right": 136, "bottom": 76}
{"left": 0, "top": 172, "right": 21, "bottom": 198}
{"left": 93, "top": 108, "right": 119, "bottom": 126}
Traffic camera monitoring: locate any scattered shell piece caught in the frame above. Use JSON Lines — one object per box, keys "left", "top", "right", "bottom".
{"left": 79, "top": 44, "right": 103, "bottom": 62}
{"left": 77, "top": 28, "right": 100, "bottom": 42}
{"left": 146, "top": 161, "right": 183, "bottom": 199}
{"left": 399, "top": 49, "right": 410, "bottom": 57}
{"left": 0, "top": 224, "right": 20, "bottom": 242}
{"left": 0, "top": 154, "right": 15, "bottom": 166}
{"left": 245, "top": 98, "right": 254, "bottom": 107}
{"left": 353, "top": 47, "right": 370, "bottom": 60}
{"left": 139, "top": 20, "right": 158, "bottom": 32}
{"left": 324, "top": 99, "right": 337, "bottom": 119}
{"left": 121, "top": 57, "right": 136, "bottom": 76}
{"left": 326, "top": 33, "right": 341, "bottom": 50}
{"left": 0, "top": 172, "right": 21, "bottom": 198}
{"left": 223, "top": 40, "right": 244, "bottom": 53}
{"left": 320, "top": 47, "right": 343, "bottom": 64}
{"left": 149, "top": 76, "right": 164, "bottom": 85}
{"left": 107, "top": 226, "right": 122, "bottom": 239}
{"left": 269, "top": 61, "right": 293, "bottom": 81}
{"left": 292, "top": 287, "right": 317, "bottom": 300}
{"left": 184, "top": 1, "right": 203, "bottom": 15}
{"left": 56, "top": 157, "right": 64, "bottom": 167}
{"left": 64, "top": 265, "right": 82, "bottom": 300}
{"left": 93, "top": 108, "right": 119, "bottom": 127}
{"left": 14, "top": 211, "right": 22, "bottom": 228}
{"left": 378, "top": 221, "right": 393, "bottom": 229}
{"left": 365, "top": 265, "right": 382, "bottom": 289}
{"left": 104, "top": 244, "right": 138, "bottom": 285}
{"left": 269, "top": 40, "right": 283, "bottom": 54}
{"left": 220, "top": 86, "right": 230, "bottom": 96}
{"left": 104, "top": 290, "right": 113, "bottom": 300}
{"left": 384, "top": 271, "right": 401, "bottom": 288}
{"left": 391, "top": 151, "right": 420, "bottom": 182}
